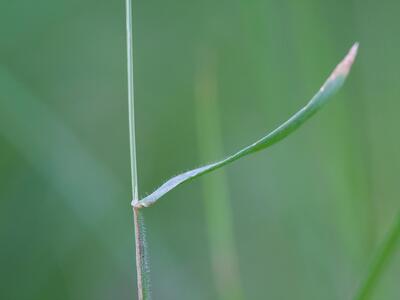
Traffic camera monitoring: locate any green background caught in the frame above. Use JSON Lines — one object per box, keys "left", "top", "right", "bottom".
{"left": 0, "top": 0, "right": 399, "bottom": 299}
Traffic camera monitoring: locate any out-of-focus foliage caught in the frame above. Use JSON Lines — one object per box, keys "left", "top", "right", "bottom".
{"left": 0, "top": 1, "right": 399, "bottom": 299}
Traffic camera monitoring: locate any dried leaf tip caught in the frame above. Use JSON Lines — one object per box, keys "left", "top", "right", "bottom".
{"left": 331, "top": 42, "right": 359, "bottom": 79}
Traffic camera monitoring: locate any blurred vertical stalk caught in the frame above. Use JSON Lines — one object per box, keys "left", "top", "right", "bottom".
{"left": 354, "top": 213, "right": 400, "bottom": 300}
{"left": 125, "top": 0, "right": 151, "bottom": 299}
{"left": 195, "top": 49, "right": 244, "bottom": 300}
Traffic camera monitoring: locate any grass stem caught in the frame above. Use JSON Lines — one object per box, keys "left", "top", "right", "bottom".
{"left": 125, "top": 0, "right": 151, "bottom": 299}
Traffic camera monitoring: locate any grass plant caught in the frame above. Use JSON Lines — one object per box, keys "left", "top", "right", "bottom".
{"left": 125, "top": 3, "right": 361, "bottom": 297}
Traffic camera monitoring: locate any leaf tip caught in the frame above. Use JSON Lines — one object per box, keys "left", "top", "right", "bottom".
{"left": 332, "top": 42, "right": 359, "bottom": 79}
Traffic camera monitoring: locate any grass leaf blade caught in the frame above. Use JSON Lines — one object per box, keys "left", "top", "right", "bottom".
{"left": 354, "top": 213, "right": 400, "bottom": 300}
{"left": 134, "top": 43, "right": 359, "bottom": 208}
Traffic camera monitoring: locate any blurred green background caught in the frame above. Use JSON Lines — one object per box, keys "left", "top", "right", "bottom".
{"left": 1, "top": 0, "right": 400, "bottom": 299}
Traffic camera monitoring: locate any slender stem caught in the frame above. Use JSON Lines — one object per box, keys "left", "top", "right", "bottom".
{"left": 125, "top": 0, "right": 137, "bottom": 196}
{"left": 125, "top": 0, "right": 151, "bottom": 299}
{"left": 354, "top": 213, "right": 400, "bottom": 300}
{"left": 133, "top": 209, "right": 144, "bottom": 300}
{"left": 132, "top": 208, "right": 151, "bottom": 300}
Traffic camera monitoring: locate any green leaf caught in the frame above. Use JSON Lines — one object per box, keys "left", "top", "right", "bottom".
{"left": 134, "top": 43, "right": 359, "bottom": 208}
{"left": 354, "top": 212, "right": 400, "bottom": 300}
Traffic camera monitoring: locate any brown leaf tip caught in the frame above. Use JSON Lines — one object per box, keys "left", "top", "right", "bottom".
{"left": 331, "top": 42, "right": 359, "bottom": 79}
